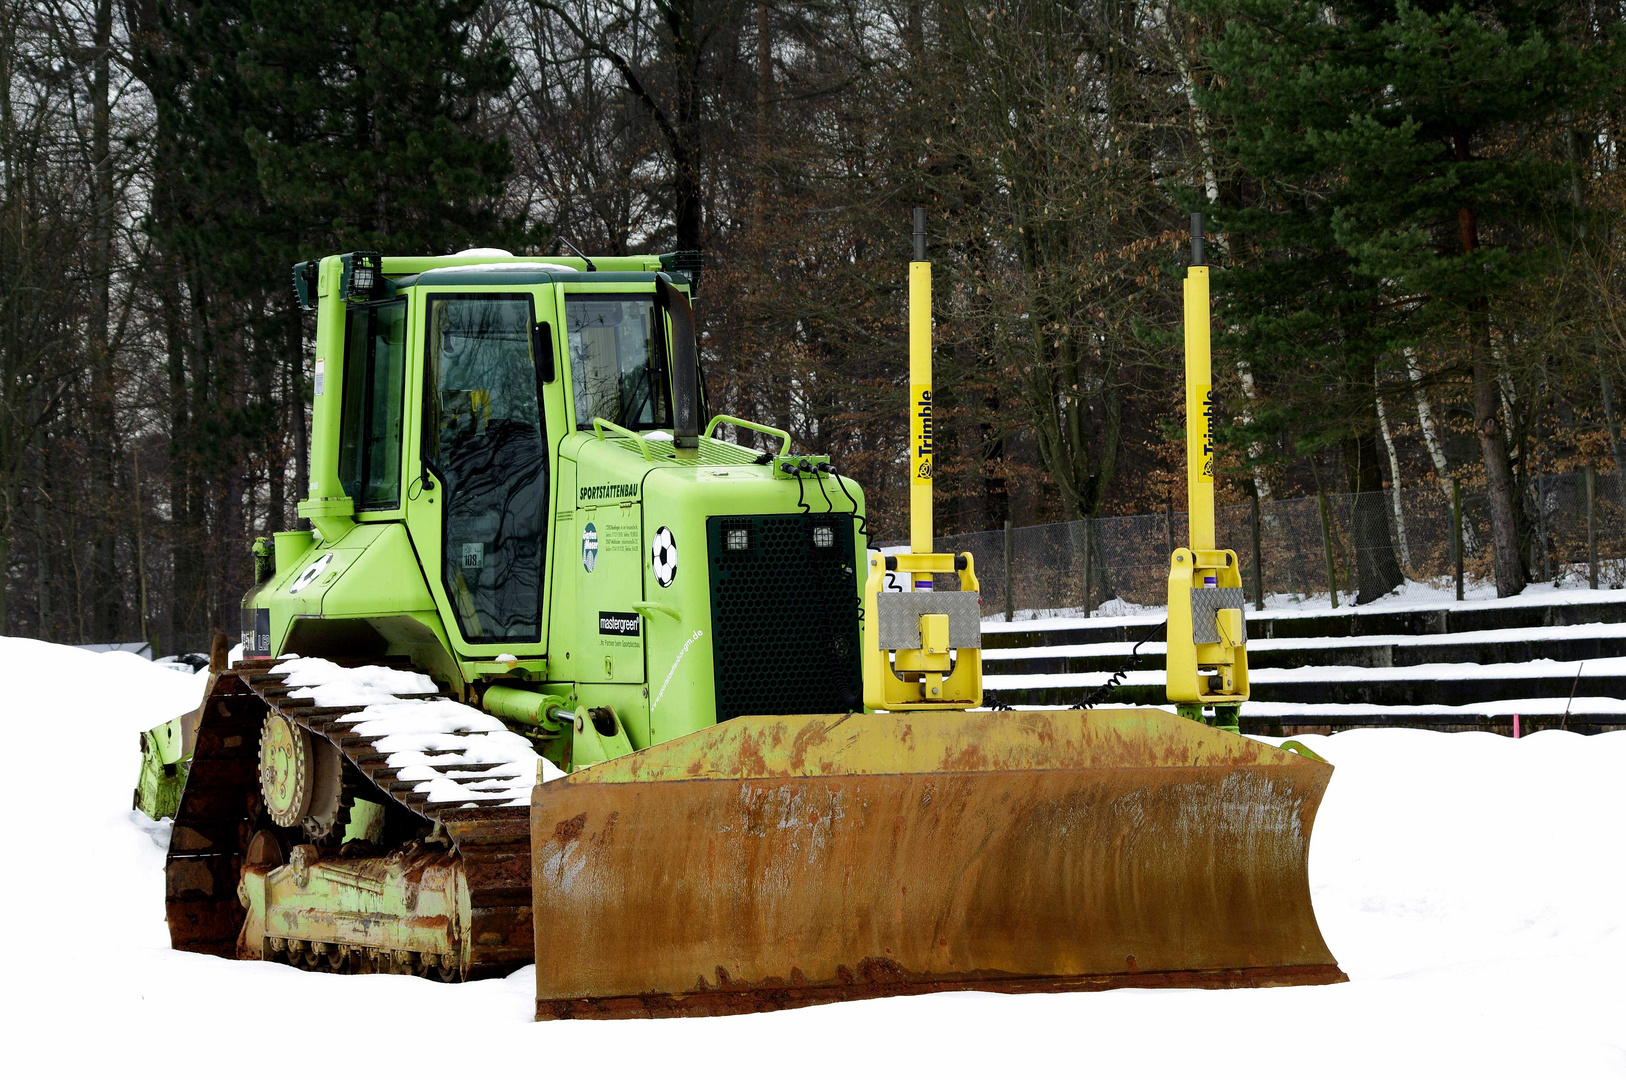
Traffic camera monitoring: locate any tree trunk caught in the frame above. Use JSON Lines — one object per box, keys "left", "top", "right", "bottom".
{"left": 1375, "top": 390, "right": 1410, "bottom": 569}
{"left": 1470, "top": 304, "right": 1526, "bottom": 596}
{"left": 1456, "top": 195, "right": 1521, "bottom": 595}
{"left": 1408, "top": 350, "right": 1479, "bottom": 554}
{"left": 667, "top": 0, "right": 702, "bottom": 250}
{"left": 35, "top": 487, "right": 51, "bottom": 638}
{"left": 0, "top": 528, "right": 8, "bottom": 635}
{"left": 753, "top": 0, "right": 772, "bottom": 235}
{"left": 1600, "top": 371, "right": 1626, "bottom": 476}
{"left": 1345, "top": 432, "right": 1403, "bottom": 603}
{"left": 88, "top": 0, "right": 121, "bottom": 640}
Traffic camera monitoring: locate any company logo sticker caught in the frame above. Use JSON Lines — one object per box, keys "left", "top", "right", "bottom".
{"left": 1197, "top": 383, "right": 1215, "bottom": 483}
{"left": 651, "top": 527, "right": 678, "bottom": 588}
{"left": 911, "top": 385, "right": 933, "bottom": 483}
{"left": 598, "top": 611, "right": 640, "bottom": 637}
{"left": 581, "top": 522, "right": 598, "bottom": 572}
{"left": 580, "top": 483, "right": 639, "bottom": 502}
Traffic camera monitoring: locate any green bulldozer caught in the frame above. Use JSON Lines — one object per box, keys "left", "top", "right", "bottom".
{"left": 144, "top": 224, "right": 1344, "bottom": 1019}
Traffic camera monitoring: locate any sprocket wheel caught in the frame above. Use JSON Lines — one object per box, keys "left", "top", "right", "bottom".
{"left": 259, "top": 714, "right": 313, "bottom": 827}
{"left": 258, "top": 713, "right": 353, "bottom": 844}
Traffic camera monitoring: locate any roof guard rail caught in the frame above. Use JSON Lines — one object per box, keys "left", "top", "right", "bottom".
{"left": 703, "top": 414, "right": 792, "bottom": 456}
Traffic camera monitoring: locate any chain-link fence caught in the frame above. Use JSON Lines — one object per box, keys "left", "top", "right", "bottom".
{"left": 922, "top": 469, "right": 1626, "bottom": 618}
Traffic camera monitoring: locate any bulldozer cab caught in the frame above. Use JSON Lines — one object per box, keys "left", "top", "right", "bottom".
{"left": 250, "top": 250, "right": 867, "bottom": 771}
{"left": 272, "top": 255, "right": 703, "bottom": 680}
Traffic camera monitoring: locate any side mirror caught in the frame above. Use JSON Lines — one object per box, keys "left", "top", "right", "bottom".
{"left": 533, "top": 322, "right": 556, "bottom": 383}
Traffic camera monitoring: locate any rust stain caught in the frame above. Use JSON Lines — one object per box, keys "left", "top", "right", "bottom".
{"left": 856, "top": 957, "right": 906, "bottom": 984}
{"left": 939, "top": 743, "right": 989, "bottom": 772}
{"left": 788, "top": 717, "right": 834, "bottom": 773}
{"left": 552, "top": 813, "right": 587, "bottom": 844}
{"left": 734, "top": 732, "right": 769, "bottom": 778}
{"left": 536, "top": 964, "right": 1349, "bottom": 1020}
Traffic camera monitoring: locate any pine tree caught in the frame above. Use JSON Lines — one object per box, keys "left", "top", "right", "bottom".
{"left": 1200, "top": 0, "right": 1624, "bottom": 597}
{"left": 237, "top": 0, "right": 525, "bottom": 254}
{"left": 146, "top": 0, "right": 527, "bottom": 637}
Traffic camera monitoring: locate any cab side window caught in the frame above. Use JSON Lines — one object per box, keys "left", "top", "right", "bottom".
{"left": 338, "top": 300, "right": 406, "bottom": 510}
{"left": 566, "top": 294, "right": 667, "bottom": 430}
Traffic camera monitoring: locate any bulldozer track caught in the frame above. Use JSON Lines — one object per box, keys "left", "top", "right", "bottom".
{"left": 165, "top": 657, "right": 533, "bottom": 980}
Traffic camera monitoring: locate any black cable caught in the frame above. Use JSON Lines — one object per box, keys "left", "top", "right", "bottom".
{"left": 815, "top": 468, "right": 835, "bottom": 513}
{"left": 1075, "top": 618, "right": 1168, "bottom": 711}
{"left": 791, "top": 464, "right": 811, "bottom": 515}
{"left": 825, "top": 463, "right": 871, "bottom": 552}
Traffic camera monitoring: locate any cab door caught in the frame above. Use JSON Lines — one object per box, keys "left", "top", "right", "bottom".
{"left": 409, "top": 288, "right": 560, "bottom": 654}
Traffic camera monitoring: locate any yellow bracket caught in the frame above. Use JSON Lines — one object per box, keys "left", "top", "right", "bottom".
{"left": 862, "top": 551, "right": 983, "bottom": 710}
{"left": 1166, "top": 547, "right": 1250, "bottom": 704}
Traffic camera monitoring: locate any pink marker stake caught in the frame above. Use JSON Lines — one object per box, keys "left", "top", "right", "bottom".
{"left": 1512, "top": 713, "right": 1521, "bottom": 740}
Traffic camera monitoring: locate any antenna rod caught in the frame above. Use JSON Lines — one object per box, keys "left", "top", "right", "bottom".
{"left": 558, "top": 237, "right": 599, "bottom": 272}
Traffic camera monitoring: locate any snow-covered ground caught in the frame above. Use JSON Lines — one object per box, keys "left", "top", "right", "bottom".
{"left": 3, "top": 634, "right": 1622, "bottom": 1077}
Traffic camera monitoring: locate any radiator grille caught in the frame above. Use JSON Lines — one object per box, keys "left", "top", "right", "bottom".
{"left": 706, "top": 513, "right": 862, "bottom": 724}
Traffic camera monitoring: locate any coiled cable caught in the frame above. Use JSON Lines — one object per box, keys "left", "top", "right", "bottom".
{"left": 1075, "top": 618, "right": 1168, "bottom": 711}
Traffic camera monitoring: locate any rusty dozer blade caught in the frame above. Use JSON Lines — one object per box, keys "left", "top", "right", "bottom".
{"left": 531, "top": 708, "right": 1346, "bottom": 1019}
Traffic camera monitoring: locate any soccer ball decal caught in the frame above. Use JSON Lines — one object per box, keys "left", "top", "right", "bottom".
{"left": 650, "top": 527, "right": 678, "bottom": 588}
{"left": 287, "top": 553, "right": 333, "bottom": 596}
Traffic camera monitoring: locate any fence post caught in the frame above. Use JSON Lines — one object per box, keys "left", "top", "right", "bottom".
{"left": 1587, "top": 464, "right": 1598, "bottom": 589}
{"left": 1452, "top": 476, "right": 1464, "bottom": 601}
{"left": 1083, "top": 515, "right": 1093, "bottom": 618}
{"left": 1250, "top": 488, "right": 1264, "bottom": 611}
{"left": 1166, "top": 499, "right": 1175, "bottom": 555}
{"left": 1536, "top": 475, "right": 1551, "bottom": 582}
{"left": 1317, "top": 490, "right": 1339, "bottom": 608}
{"left": 1003, "top": 520, "right": 1014, "bottom": 621}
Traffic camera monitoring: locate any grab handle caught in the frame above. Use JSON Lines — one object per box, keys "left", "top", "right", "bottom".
{"left": 592, "top": 417, "right": 654, "bottom": 461}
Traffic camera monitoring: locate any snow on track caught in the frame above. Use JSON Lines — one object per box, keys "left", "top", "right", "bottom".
{"left": 271, "top": 656, "right": 563, "bottom": 803}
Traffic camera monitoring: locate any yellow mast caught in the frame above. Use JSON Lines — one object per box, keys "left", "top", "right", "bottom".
{"left": 1183, "top": 216, "right": 1215, "bottom": 554}
{"left": 860, "top": 208, "right": 982, "bottom": 710}
{"left": 1165, "top": 213, "right": 1249, "bottom": 728}
{"left": 909, "top": 207, "right": 934, "bottom": 588}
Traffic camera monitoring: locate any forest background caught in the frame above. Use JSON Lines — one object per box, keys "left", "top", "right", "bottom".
{"left": 3, "top": 0, "right": 1624, "bottom": 651}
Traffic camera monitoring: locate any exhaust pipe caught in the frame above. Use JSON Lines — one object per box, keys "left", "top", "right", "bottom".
{"left": 656, "top": 276, "right": 700, "bottom": 452}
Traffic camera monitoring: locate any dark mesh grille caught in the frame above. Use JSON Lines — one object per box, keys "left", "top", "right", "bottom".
{"left": 706, "top": 514, "right": 862, "bottom": 723}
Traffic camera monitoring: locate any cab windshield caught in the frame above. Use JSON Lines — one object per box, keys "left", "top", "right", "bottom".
{"left": 565, "top": 294, "right": 668, "bottom": 431}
